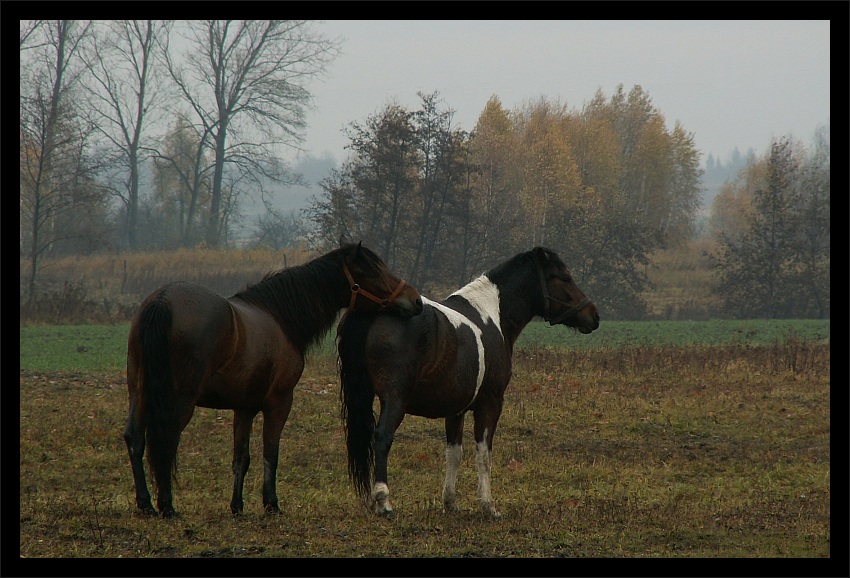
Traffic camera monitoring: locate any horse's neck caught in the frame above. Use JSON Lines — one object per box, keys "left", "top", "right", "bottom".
{"left": 494, "top": 285, "right": 539, "bottom": 349}
{"left": 500, "top": 314, "right": 536, "bottom": 351}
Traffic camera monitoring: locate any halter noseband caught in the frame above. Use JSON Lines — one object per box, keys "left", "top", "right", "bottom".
{"left": 343, "top": 265, "right": 407, "bottom": 312}
{"left": 534, "top": 253, "right": 591, "bottom": 325}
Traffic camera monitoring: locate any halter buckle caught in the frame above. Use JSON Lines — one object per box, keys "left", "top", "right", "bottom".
{"left": 344, "top": 265, "right": 406, "bottom": 312}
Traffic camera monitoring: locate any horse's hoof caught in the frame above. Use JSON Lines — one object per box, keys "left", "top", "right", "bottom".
{"left": 375, "top": 507, "right": 396, "bottom": 519}
{"left": 481, "top": 504, "right": 501, "bottom": 518}
{"left": 370, "top": 499, "right": 395, "bottom": 518}
{"left": 264, "top": 504, "right": 281, "bottom": 515}
{"left": 160, "top": 508, "right": 179, "bottom": 519}
{"left": 137, "top": 505, "right": 157, "bottom": 517}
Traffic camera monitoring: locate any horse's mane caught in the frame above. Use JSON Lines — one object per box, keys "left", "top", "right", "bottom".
{"left": 487, "top": 247, "right": 565, "bottom": 278}
{"left": 232, "top": 244, "right": 380, "bottom": 355}
{"left": 484, "top": 247, "right": 538, "bottom": 282}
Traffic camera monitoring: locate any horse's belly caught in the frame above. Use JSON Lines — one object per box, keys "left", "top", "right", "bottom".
{"left": 404, "top": 379, "right": 475, "bottom": 418}
{"left": 195, "top": 392, "right": 238, "bottom": 410}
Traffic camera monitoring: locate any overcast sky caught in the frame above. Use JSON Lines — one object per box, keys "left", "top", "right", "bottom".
{"left": 291, "top": 20, "right": 830, "bottom": 167}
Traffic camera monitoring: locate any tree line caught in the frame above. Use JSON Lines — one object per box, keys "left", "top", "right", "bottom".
{"left": 306, "top": 91, "right": 828, "bottom": 319}
{"left": 308, "top": 88, "right": 703, "bottom": 318}
{"left": 20, "top": 20, "right": 828, "bottom": 319}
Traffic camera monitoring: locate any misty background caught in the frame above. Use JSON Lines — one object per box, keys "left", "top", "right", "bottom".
{"left": 20, "top": 19, "right": 830, "bottom": 320}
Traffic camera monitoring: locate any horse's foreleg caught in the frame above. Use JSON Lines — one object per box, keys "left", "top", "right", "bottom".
{"left": 474, "top": 435, "right": 499, "bottom": 517}
{"left": 473, "top": 406, "right": 503, "bottom": 518}
{"left": 442, "top": 414, "right": 465, "bottom": 512}
{"left": 261, "top": 391, "right": 293, "bottom": 514}
{"left": 230, "top": 409, "right": 257, "bottom": 515}
{"left": 371, "top": 399, "right": 406, "bottom": 516}
{"left": 123, "top": 400, "right": 156, "bottom": 515}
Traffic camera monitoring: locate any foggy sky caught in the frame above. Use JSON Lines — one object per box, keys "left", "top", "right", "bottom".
{"left": 292, "top": 20, "right": 830, "bottom": 167}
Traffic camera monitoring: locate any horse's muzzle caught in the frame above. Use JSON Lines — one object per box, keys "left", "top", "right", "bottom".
{"left": 577, "top": 310, "right": 600, "bottom": 334}
{"left": 397, "top": 296, "right": 424, "bottom": 317}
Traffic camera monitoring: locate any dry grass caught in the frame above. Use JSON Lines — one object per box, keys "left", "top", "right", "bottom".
{"left": 18, "top": 341, "right": 831, "bottom": 561}
{"left": 23, "top": 240, "right": 727, "bottom": 325}
{"left": 21, "top": 247, "right": 314, "bottom": 324}
{"left": 643, "top": 239, "right": 722, "bottom": 320}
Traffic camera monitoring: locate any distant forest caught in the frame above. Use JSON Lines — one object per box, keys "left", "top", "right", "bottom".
{"left": 258, "top": 144, "right": 753, "bottom": 231}
{"left": 701, "top": 148, "right": 755, "bottom": 209}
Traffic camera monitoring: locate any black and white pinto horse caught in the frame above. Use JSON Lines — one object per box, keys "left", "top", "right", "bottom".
{"left": 338, "top": 247, "right": 599, "bottom": 517}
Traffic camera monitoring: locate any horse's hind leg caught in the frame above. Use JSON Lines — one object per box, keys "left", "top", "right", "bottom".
{"left": 152, "top": 404, "right": 195, "bottom": 518}
{"left": 230, "top": 409, "right": 258, "bottom": 515}
{"left": 123, "top": 399, "right": 156, "bottom": 515}
{"left": 442, "top": 413, "right": 465, "bottom": 512}
{"left": 260, "top": 390, "right": 294, "bottom": 514}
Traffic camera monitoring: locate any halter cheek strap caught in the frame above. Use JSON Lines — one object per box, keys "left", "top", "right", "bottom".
{"left": 534, "top": 253, "right": 591, "bottom": 325}
{"left": 343, "top": 265, "right": 407, "bottom": 311}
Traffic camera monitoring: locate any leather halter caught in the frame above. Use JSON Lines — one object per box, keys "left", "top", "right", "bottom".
{"left": 534, "top": 253, "right": 591, "bottom": 325}
{"left": 343, "top": 265, "right": 407, "bottom": 311}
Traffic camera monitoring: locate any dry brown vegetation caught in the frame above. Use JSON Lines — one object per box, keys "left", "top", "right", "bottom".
{"left": 19, "top": 339, "right": 830, "bottom": 560}
{"left": 643, "top": 238, "right": 722, "bottom": 320}
{"left": 20, "top": 246, "right": 314, "bottom": 324}
{"left": 21, "top": 240, "right": 722, "bottom": 325}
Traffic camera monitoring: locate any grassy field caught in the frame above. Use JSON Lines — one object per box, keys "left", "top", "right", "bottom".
{"left": 18, "top": 320, "right": 832, "bottom": 563}
{"left": 19, "top": 319, "right": 831, "bottom": 374}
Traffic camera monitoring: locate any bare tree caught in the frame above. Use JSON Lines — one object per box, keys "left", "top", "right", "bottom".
{"left": 82, "top": 20, "right": 171, "bottom": 251}
{"left": 20, "top": 20, "right": 45, "bottom": 50}
{"left": 163, "top": 20, "right": 340, "bottom": 247}
{"left": 20, "top": 20, "right": 93, "bottom": 307}
{"left": 150, "top": 116, "right": 213, "bottom": 248}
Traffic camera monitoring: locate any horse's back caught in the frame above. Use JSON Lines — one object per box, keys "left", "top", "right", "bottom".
{"left": 151, "top": 281, "right": 232, "bottom": 340}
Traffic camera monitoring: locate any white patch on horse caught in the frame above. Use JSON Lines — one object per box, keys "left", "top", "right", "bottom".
{"left": 370, "top": 481, "right": 392, "bottom": 514}
{"left": 452, "top": 275, "right": 503, "bottom": 338}
{"left": 442, "top": 443, "right": 463, "bottom": 511}
{"left": 475, "top": 430, "right": 498, "bottom": 515}
{"left": 423, "top": 297, "right": 486, "bottom": 398}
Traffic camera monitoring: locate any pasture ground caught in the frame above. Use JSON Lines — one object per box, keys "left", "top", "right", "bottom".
{"left": 17, "top": 323, "right": 832, "bottom": 564}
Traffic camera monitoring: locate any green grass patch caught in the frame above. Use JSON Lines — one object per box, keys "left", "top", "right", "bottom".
{"left": 516, "top": 318, "right": 830, "bottom": 350}
{"left": 19, "top": 324, "right": 131, "bottom": 374}
{"left": 19, "top": 319, "right": 830, "bottom": 374}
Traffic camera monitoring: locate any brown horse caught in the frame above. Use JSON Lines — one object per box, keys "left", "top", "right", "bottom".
{"left": 124, "top": 243, "right": 422, "bottom": 517}
{"left": 338, "top": 247, "right": 598, "bottom": 517}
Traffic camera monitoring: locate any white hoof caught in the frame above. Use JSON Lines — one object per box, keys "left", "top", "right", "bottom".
{"left": 481, "top": 502, "right": 501, "bottom": 518}
{"left": 442, "top": 490, "right": 459, "bottom": 512}
{"left": 370, "top": 482, "right": 394, "bottom": 516}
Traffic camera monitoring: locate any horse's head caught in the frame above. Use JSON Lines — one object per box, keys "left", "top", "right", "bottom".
{"left": 342, "top": 242, "right": 423, "bottom": 317}
{"left": 533, "top": 247, "right": 599, "bottom": 334}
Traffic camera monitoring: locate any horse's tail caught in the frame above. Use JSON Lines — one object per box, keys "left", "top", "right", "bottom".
{"left": 337, "top": 311, "right": 378, "bottom": 500}
{"left": 136, "top": 293, "right": 181, "bottom": 489}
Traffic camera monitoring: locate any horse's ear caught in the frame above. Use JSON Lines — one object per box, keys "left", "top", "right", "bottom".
{"left": 532, "top": 246, "right": 549, "bottom": 263}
